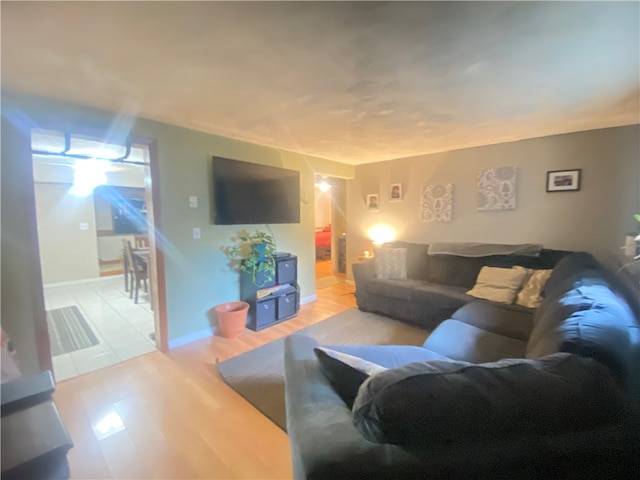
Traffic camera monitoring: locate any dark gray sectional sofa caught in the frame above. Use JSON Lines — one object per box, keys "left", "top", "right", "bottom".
{"left": 352, "top": 241, "right": 571, "bottom": 329}
{"left": 284, "top": 245, "right": 640, "bottom": 479}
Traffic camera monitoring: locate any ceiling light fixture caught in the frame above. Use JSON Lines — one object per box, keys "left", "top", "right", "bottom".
{"left": 69, "top": 158, "right": 110, "bottom": 197}
{"left": 314, "top": 175, "right": 331, "bottom": 192}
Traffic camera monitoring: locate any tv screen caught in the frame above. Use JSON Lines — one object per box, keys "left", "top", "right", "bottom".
{"left": 212, "top": 156, "right": 300, "bottom": 225}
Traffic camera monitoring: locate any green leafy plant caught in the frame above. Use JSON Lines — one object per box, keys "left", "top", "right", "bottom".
{"left": 224, "top": 230, "right": 277, "bottom": 287}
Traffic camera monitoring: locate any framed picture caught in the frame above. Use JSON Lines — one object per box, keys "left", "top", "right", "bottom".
{"left": 366, "top": 193, "right": 379, "bottom": 210}
{"left": 389, "top": 183, "right": 402, "bottom": 202}
{"left": 546, "top": 169, "right": 582, "bottom": 192}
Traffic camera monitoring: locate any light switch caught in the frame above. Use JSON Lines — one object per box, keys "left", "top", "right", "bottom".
{"left": 193, "top": 227, "right": 201, "bottom": 240}
{"left": 189, "top": 196, "right": 198, "bottom": 208}
{"left": 79, "top": 223, "right": 89, "bottom": 231}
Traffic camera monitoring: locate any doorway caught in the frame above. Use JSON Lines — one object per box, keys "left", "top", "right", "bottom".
{"left": 314, "top": 175, "right": 347, "bottom": 289}
{"left": 30, "top": 130, "right": 162, "bottom": 381}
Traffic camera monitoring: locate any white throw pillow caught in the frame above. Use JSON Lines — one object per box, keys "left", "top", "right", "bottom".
{"left": 516, "top": 269, "right": 553, "bottom": 308}
{"left": 374, "top": 248, "right": 408, "bottom": 280}
{"left": 467, "top": 266, "right": 528, "bottom": 304}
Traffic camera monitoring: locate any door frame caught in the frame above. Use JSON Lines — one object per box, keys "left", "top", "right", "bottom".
{"left": 29, "top": 129, "right": 169, "bottom": 365}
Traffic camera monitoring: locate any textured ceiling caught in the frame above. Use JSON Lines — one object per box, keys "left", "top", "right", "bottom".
{"left": 2, "top": 1, "right": 639, "bottom": 165}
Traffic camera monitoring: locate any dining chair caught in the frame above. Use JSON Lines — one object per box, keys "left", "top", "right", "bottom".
{"left": 123, "top": 240, "right": 148, "bottom": 304}
{"left": 121, "top": 239, "right": 130, "bottom": 292}
{"left": 135, "top": 235, "right": 150, "bottom": 249}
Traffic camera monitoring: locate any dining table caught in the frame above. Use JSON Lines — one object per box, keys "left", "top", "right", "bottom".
{"left": 132, "top": 247, "right": 150, "bottom": 264}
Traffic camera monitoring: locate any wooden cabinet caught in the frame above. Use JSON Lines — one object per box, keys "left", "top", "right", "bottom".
{"left": 241, "top": 254, "right": 299, "bottom": 331}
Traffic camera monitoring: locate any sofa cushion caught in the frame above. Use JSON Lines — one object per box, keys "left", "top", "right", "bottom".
{"left": 450, "top": 300, "right": 534, "bottom": 341}
{"left": 485, "top": 249, "right": 571, "bottom": 270}
{"left": 422, "top": 319, "right": 527, "bottom": 363}
{"left": 516, "top": 269, "right": 553, "bottom": 308}
{"left": 411, "top": 283, "right": 472, "bottom": 313}
{"left": 365, "top": 278, "right": 424, "bottom": 301}
{"left": 543, "top": 252, "right": 604, "bottom": 298}
{"left": 527, "top": 284, "right": 615, "bottom": 357}
{"left": 526, "top": 285, "right": 636, "bottom": 389}
{"left": 466, "top": 266, "right": 529, "bottom": 304}
{"left": 322, "top": 344, "right": 454, "bottom": 367}
{"left": 428, "top": 255, "right": 486, "bottom": 288}
{"left": 352, "top": 353, "right": 627, "bottom": 446}
{"left": 314, "top": 347, "right": 387, "bottom": 408}
{"left": 313, "top": 344, "right": 456, "bottom": 408}
{"left": 387, "top": 241, "right": 431, "bottom": 281}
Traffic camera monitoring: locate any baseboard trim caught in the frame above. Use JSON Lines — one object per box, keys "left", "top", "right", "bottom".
{"left": 162, "top": 295, "right": 319, "bottom": 349}
{"left": 301, "top": 294, "right": 317, "bottom": 304}
{"left": 100, "top": 270, "right": 124, "bottom": 277}
{"left": 168, "top": 327, "right": 213, "bottom": 349}
{"left": 44, "top": 275, "right": 124, "bottom": 288}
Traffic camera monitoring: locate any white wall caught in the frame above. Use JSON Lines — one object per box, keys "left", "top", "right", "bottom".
{"left": 32, "top": 156, "right": 147, "bottom": 280}
{"left": 34, "top": 182, "right": 100, "bottom": 284}
{"left": 32, "top": 156, "right": 145, "bottom": 187}
{"left": 314, "top": 186, "right": 332, "bottom": 228}
{"left": 346, "top": 125, "right": 640, "bottom": 278}
{"left": 94, "top": 193, "right": 113, "bottom": 230}
{"left": 96, "top": 235, "right": 135, "bottom": 261}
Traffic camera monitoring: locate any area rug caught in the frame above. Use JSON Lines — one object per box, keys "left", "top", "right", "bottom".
{"left": 217, "top": 308, "right": 430, "bottom": 430}
{"left": 46, "top": 305, "right": 99, "bottom": 356}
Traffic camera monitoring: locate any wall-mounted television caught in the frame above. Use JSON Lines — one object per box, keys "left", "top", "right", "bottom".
{"left": 211, "top": 156, "right": 300, "bottom": 225}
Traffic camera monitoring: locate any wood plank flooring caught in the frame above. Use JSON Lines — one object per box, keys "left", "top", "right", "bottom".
{"left": 53, "top": 282, "right": 356, "bottom": 479}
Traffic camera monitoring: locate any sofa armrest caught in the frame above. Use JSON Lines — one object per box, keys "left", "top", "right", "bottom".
{"left": 352, "top": 258, "right": 376, "bottom": 285}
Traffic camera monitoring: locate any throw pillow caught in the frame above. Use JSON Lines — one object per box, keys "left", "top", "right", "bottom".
{"left": 314, "top": 347, "right": 387, "bottom": 408}
{"left": 352, "top": 353, "right": 627, "bottom": 446}
{"left": 466, "top": 266, "right": 528, "bottom": 304}
{"left": 516, "top": 269, "right": 553, "bottom": 308}
{"left": 374, "top": 248, "right": 408, "bottom": 280}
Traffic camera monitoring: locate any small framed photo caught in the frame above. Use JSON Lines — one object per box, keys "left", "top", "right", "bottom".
{"left": 546, "top": 169, "right": 581, "bottom": 192}
{"left": 389, "top": 183, "right": 402, "bottom": 202}
{"left": 366, "top": 193, "right": 379, "bottom": 210}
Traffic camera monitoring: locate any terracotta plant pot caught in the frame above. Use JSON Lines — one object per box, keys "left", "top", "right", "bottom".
{"left": 215, "top": 301, "right": 249, "bottom": 339}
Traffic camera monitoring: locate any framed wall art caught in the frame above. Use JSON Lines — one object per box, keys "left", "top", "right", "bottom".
{"left": 477, "top": 166, "right": 517, "bottom": 211}
{"left": 366, "top": 193, "right": 379, "bottom": 210}
{"left": 389, "top": 183, "right": 402, "bottom": 202}
{"left": 421, "top": 183, "right": 453, "bottom": 222}
{"left": 546, "top": 169, "right": 581, "bottom": 192}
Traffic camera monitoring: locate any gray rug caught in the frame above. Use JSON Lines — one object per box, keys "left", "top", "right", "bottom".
{"left": 46, "top": 305, "right": 99, "bottom": 356}
{"left": 217, "top": 308, "right": 430, "bottom": 430}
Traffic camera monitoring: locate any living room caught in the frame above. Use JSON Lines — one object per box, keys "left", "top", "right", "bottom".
{"left": 1, "top": 2, "right": 639, "bottom": 479}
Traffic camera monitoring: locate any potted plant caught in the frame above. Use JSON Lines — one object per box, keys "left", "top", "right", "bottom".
{"left": 214, "top": 301, "right": 250, "bottom": 338}
{"left": 225, "top": 230, "right": 277, "bottom": 287}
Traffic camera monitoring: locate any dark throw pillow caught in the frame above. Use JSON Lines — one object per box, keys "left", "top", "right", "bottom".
{"left": 314, "top": 346, "right": 387, "bottom": 408}
{"left": 352, "top": 353, "right": 627, "bottom": 446}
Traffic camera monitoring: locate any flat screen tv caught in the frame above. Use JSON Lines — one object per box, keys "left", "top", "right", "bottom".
{"left": 212, "top": 156, "right": 300, "bottom": 225}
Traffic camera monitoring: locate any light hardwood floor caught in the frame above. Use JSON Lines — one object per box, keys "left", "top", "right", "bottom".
{"left": 54, "top": 281, "right": 356, "bottom": 480}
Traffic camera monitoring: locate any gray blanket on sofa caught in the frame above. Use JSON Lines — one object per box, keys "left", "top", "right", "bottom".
{"left": 428, "top": 242, "right": 542, "bottom": 257}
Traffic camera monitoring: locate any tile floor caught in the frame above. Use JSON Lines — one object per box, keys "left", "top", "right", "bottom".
{"left": 43, "top": 275, "right": 156, "bottom": 382}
